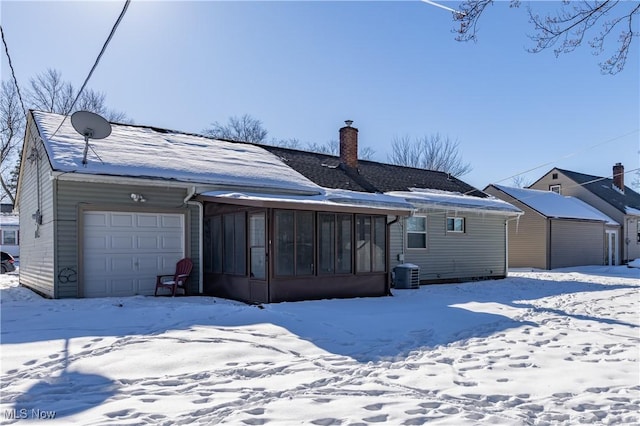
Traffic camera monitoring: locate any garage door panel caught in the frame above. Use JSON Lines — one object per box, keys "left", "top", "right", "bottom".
{"left": 161, "top": 215, "right": 183, "bottom": 228}
{"left": 85, "top": 212, "right": 108, "bottom": 227}
{"left": 137, "top": 255, "right": 164, "bottom": 274}
{"left": 112, "top": 235, "right": 135, "bottom": 250}
{"left": 85, "top": 236, "right": 108, "bottom": 250}
{"left": 84, "top": 278, "right": 109, "bottom": 298}
{"left": 110, "top": 257, "right": 136, "bottom": 273}
{"left": 111, "top": 213, "right": 135, "bottom": 227}
{"left": 137, "top": 214, "right": 160, "bottom": 227}
{"left": 111, "top": 279, "right": 136, "bottom": 296}
{"left": 85, "top": 256, "right": 108, "bottom": 274}
{"left": 161, "top": 236, "right": 183, "bottom": 250}
{"left": 83, "top": 211, "right": 185, "bottom": 298}
{"left": 137, "top": 236, "right": 159, "bottom": 249}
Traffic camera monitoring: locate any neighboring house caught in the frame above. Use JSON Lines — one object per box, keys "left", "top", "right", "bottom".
{"left": 0, "top": 206, "right": 20, "bottom": 258}
{"left": 528, "top": 164, "right": 640, "bottom": 263}
{"left": 260, "top": 124, "right": 522, "bottom": 285}
{"left": 16, "top": 110, "right": 520, "bottom": 303}
{"left": 485, "top": 184, "right": 620, "bottom": 269}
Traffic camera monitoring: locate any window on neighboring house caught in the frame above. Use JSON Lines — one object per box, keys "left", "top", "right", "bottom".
{"left": 275, "top": 210, "right": 314, "bottom": 276}
{"left": 406, "top": 216, "right": 427, "bottom": 249}
{"left": 549, "top": 185, "right": 561, "bottom": 194}
{"left": 637, "top": 220, "right": 640, "bottom": 243}
{"left": 447, "top": 217, "right": 465, "bottom": 233}
{"left": 1, "top": 230, "right": 17, "bottom": 245}
{"left": 552, "top": 173, "right": 558, "bottom": 179}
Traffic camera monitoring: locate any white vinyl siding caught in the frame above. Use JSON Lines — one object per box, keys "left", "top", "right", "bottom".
{"left": 17, "top": 120, "right": 56, "bottom": 297}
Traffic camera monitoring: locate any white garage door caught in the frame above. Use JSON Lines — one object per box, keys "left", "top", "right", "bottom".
{"left": 83, "top": 211, "right": 185, "bottom": 297}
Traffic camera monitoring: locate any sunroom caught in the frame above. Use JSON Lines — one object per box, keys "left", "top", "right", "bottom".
{"left": 197, "top": 190, "right": 413, "bottom": 303}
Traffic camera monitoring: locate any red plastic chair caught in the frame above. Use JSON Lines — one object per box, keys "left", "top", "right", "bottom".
{"left": 154, "top": 258, "right": 193, "bottom": 297}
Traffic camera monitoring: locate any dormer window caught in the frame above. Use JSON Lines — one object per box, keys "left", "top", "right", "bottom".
{"left": 549, "top": 185, "right": 561, "bottom": 194}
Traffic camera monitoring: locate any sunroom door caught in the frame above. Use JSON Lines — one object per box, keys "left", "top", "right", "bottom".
{"left": 249, "top": 211, "right": 268, "bottom": 301}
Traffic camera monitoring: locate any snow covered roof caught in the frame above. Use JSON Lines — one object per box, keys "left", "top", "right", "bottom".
{"left": 626, "top": 206, "right": 640, "bottom": 216}
{"left": 31, "top": 111, "right": 322, "bottom": 194}
{"left": 199, "top": 188, "right": 415, "bottom": 215}
{"left": 386, "top": 188, "right": 522, "bottom": 216}
{"left": 491, "top": 185, "right": 619, "bottom": 224}
{"left": 548, "top": 168, "right": 640, "bottom": 215}
{"left": 0, "top": 214, "right": 19, "bottom": 227}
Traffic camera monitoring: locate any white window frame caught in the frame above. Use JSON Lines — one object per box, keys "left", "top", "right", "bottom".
{"left": 1, "top": 229, "right": 18, "bottom": 245}
{"left": 549, "top": 184, "right": 561, "bottom": 194}
{"left": 406, "top": 216, "right": 427, "bottom": 249}
{"left": 446, "top": 217, "right": 465, "bottom": 233}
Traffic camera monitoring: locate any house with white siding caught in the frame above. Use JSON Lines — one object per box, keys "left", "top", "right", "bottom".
{"left": 16, "top": 110, "right": 520, "bottom": 303}
{"left": 0, "top": 206, "right": 20, "bottom": 258}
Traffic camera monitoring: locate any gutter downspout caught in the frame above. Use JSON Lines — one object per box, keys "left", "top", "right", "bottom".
{"left": 625, "top": 217, "right": 631, "bottom": 264}
{"left": 386, "top": 215, "right": 402, "bottom": 295}
{"left": 184, "top": 187, "right": 203, "bottom": 295}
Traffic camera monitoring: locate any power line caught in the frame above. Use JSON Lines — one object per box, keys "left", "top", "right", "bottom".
{"left": 49, "top": 0, "right": 131, "bottom": 139}
{"left": 421, "top": 0, "right": 465, "bottom": 16}
{"left": 0, "top": 25, "right": 27, "bottom": 119}
{"left": 490, "top": 128, "right": 640, "bottom": 187}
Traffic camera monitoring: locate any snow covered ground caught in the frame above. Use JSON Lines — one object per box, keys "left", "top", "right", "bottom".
{"left": 1, "top": 266, "right": 638, "bottom": 425}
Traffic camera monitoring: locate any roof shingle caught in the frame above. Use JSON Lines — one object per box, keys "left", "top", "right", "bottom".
{"left": 261, "top": 145, "right": 487, "bottom": 197}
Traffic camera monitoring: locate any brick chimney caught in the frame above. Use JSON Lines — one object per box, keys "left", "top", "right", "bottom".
{"left": 339, "top": 120, "right": 358, "bottom": 169}
{"left": 613, "top": 162, "right": 624, "bottom": 192}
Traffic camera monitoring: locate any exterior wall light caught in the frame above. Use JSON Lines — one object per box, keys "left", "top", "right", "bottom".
{"left": 130, "top": 193, "right": 146, "bottom": 203}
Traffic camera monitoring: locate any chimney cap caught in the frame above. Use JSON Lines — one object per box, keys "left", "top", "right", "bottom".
{"left": 344, "top": 120, "right": 353, "bottom": 127}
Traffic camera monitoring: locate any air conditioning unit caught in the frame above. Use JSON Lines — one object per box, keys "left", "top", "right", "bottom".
{"left": 393, "top": 263, "right": 420, "bottom": 289}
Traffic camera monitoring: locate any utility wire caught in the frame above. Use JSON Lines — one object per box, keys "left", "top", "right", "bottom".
{"left": 48, "top": 0, "right": 131, "bottom": 140}
{"left": 488, "top": 128, "right": 640, "bottom": 187}
{"left": 0, "top": 25, "right": 27, "bottom": 119}
{"left": 421, "top": 0, "right": 465, "bottom": 16}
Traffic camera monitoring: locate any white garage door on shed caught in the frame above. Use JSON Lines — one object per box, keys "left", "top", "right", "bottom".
{"left": 83, "top": 211, "right": 185, "bottom": 297}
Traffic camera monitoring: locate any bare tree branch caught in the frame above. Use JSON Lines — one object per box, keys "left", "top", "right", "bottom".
{"left": 0, "top": 80, "right": 25, "bottom": 204}
{"left": 387, "top": 134, "right": 472, "bottom": 177}
{"left": 510, "top": 175, "right": 531, "bottom": 188}
{"left": 455, "top": 0, "right": 639, "bottom": 74}
{"left": 359, "top": 146, "right": 376, "bottom": 161}
{"left": 1, "top": 69, "right": 129, "bottom": 203}
{"left": 306, "top": 140, "right": 339, "bottom": 156}
{"left": 204, "top": 114, "right": 268, "bottom": 143}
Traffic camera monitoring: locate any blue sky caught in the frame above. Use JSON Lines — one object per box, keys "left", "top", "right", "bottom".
{"left": 2, "top": 1, "right": 638, "bottom": 190}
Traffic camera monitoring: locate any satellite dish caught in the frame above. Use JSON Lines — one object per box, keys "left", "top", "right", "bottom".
{"left": 71, "top": 111, "right": 112, "bottom": 166}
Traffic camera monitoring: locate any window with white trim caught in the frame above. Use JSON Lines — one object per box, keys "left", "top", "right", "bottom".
{"left": 549, "top": 184, "right": 561, "bottom": 194}
{"left": 1, "top": 229, "right": 17, "bottom": 245}
{"left": 407, "top": 216, "right": 427, "bottom": 249}
{"left": 446, "top": 217, "right": 465, "bottom": 233}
